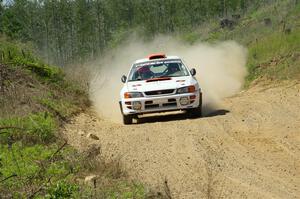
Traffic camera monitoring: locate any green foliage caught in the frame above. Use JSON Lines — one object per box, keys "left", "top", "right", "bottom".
{"left": 107, "top": 28, "right": 132, "bottom": 49}
{"left": 0, "top": 143, "right": 53, "bottom": 186}
{"left": 0, "top": 111, "right": 82, "bottom": 197}
{"left": 0, "top": 37, "right": 35, "bottom": 62}
{"left": 46, "top": 181, "right": 79, "bottom": 199}
{"left": 103, "top": 182, "right": 146, "bottom": 199}
{"left": 0, "top": 142, "right": 75, "bottom": 196}
{"left": 0, "top": 0, "right": 273, "bottom": 66}
{"left": 179, "top": 0, "right": 300, "bottom": 84}
{"left": 242, "top": 1, "right": 300, "bottom": 84}
{"left": 39, "top": 98, "right": 79, "bottom": 119}
{"left": 0, "top": 38, "right": 89, "bottom": 119}
{"left": 180, "top": 32, "right": 200, "bottom": 44}
{"left": 206, "top": 31, "right": 223, "bottom": 42}
{"left": 0, "top": 37, "right": 64, "bottom": 82}
{"left": 0, "top": 112, "right": 57, "bottom": 144}
{"left": 26, "top": 112, "right": 57, "bottom": 142}
{"left": 15, "top": 58, "right": 64, "bottom": 81}
{"left": 247, "top": 30, "right": 300, "bottom": 81}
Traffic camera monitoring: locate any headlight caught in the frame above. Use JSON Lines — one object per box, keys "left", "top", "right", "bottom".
{"left": 124, "top": 92, "right": 144, "bottom": 99}
{"left": 132, "top": 101, "right": 142, "bottom": 110}
{"left": 179, "top": 97, "right": 189, "bottom": 105}
{"left": 177, "top": 85, "right": 196, "bottom": 94}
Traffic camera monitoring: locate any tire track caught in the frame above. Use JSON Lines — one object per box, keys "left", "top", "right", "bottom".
{"left": 64, "top": 81, "right": 300, "bottom": 198}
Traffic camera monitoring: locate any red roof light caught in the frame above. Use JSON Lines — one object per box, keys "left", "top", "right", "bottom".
{"left": 147, "top": 53, "right": 166, "bottom": 60}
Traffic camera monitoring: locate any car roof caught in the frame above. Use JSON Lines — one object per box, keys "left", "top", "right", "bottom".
{"left": 133, "top": 55, "right": 181, "bottom": 64}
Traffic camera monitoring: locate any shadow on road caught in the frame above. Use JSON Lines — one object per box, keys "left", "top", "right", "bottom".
{"left": 204, "top": 109, "right": 230, "bottom": 117}
{"left": 136, "top": 108, "right": 230, "bottom": 124}
{"left": 137, "top": 112, "right": 188, "bottom": 124}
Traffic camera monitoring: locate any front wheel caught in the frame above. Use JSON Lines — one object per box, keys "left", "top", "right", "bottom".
{"left": 187, "top": 92, "right": 202, "bottom": 118}
{"left": 187, "top": 106, "right": 202, "bottom": 118}
{"left": 119, "top": 101, "right": 133, "bottom": 125}
{"left": 123, "top": 114, "right": 133, "bottom": 125}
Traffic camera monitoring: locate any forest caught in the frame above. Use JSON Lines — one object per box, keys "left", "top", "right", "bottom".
{"left": 0, "top": 0, "right": 275, "bottom": 66}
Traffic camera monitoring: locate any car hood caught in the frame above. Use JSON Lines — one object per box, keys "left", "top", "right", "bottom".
{"left": 126, "top": 76, "right": 193, "bottom": 92}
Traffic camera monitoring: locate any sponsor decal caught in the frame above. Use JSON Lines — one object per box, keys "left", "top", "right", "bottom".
{"left": 134, "top": 59, "right": 182, "bottom": 68}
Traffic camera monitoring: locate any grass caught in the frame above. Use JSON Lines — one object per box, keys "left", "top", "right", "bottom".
{"left": 247, "top": 30, "right": 300, "bottom": 82}
{"left": 45, "top": 181, "right": 79, "bottom": 198}
{"left": 0, "top": 36, "right": 64, "bottom": 82}
{"left": 179, "top": 0, "right": 300, "bottom": 86}
{"left": 39, "top": 98, "right": 79, "bottom": 121}
{"left": 0, "top": 112, "right": 57, "bottom": 144}
{"left": 102, "top": 182, "right": 146, "bottom": 199}
{"left": 0, "top": 112, "right": 78, "bottom": 198}
{"left": 0, "top": 93, "right": 149, "bottom": 198}
{"left": 0, "top": 38, "right": 150, "bottom": 198}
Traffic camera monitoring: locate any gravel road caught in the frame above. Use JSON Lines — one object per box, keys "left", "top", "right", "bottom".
{"left": 64, "top": 81, "right": 300, "bottom": 198}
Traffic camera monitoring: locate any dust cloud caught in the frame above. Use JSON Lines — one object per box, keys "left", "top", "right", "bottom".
{"left": 88, "top": 36, "right": 248, "bottom": 122}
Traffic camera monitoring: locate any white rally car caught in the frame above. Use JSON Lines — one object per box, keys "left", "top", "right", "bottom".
{"left": 119, "top": 53, "right": 202, "bottom": 124}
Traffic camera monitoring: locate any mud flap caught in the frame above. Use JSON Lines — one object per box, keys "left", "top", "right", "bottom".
{"left": 119, "top": 101, "right": 124, "bottom": 115}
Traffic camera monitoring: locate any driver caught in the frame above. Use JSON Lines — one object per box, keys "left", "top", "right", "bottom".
{"left": 135, "top": 66, "right": 154, "bottom": 80}
{"left": 166, "top": 63, "right": 180, "bottom": 75}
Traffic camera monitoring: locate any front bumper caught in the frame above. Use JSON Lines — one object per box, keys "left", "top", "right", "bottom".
{"left": 120, "top": 91, "right": 202, "bottom": 115}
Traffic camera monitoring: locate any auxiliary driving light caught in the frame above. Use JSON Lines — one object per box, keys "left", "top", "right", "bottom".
{"left": 179, "top": 97, "right": 189, "bottom": 105}
{"left": 132, "top": 101, "right": 142, "bottom": 110}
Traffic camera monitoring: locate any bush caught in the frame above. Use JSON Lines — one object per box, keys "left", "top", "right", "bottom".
{"left": 16, "top": 58, "right": 64, "bottom": 82}
{"left": 0, "top": 37, "right": 64, "bottom": 82}
{"left": 46, "top": 181, "right": 79, "bottom": 199}
{"left": 39, "top": 98, "right": 79, "bottom": 120}
{"left": 0, "top": 38, "right": 36, "bottom": 63}
{"left": 0, "top": 141, "right": 81, "bottom": 197}
{"left": 0, "top": 112, "right": 57, "bottom": 144}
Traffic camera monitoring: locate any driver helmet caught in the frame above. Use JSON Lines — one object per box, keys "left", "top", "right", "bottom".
{"left": 137, "top": 66, "right": 152, "bottom": 79}
{"left": 168, "top": 63, "right": 180, "bottom": 73}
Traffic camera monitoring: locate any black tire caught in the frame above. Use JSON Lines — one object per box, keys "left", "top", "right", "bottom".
{"left": 123, "top": 114, "right": 133, "bottom": 125}
{"left": 187, "top": 92, "right": 202, "bottom": 118}
{"left": 119, "top": 101, "right": 133, "bottom": 125}
{"left": 187, "top": 106, "right": 202, "bottom": 118}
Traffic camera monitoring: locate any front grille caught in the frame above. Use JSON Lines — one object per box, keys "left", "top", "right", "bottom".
{"left": 145, "top": 101, "right": 153, "bottom": 104}
{"left": 145, "top": 89, "right": 175, "bottom": 96}
{"left": 163, "top": 102, "right": 177, "bottom": 107}
{"left": 145, "top": 104, "right": 159, "bottom": 109}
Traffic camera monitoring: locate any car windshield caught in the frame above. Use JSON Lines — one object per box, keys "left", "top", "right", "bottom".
{"left": 128, "top": 59, "right": 189, "bottom": 81}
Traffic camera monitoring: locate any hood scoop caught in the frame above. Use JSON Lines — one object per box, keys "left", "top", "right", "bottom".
{"left": 146, "top": 77, "right": 171, "bottom": 82}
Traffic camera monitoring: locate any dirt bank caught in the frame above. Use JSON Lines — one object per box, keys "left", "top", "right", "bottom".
{"left": 64, "top": 81, "right": 300, "bottom": 198}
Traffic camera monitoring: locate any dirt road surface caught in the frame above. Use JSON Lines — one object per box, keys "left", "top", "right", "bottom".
{"left": 64, "top": 81, "right": 300, "bottom": 198}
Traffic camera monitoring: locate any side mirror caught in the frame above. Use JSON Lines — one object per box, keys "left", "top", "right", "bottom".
{"left": 121, "top": 75, "right": 127, "bottom": 83}
{"left": 190, "top": 68, "right": 196, "bottom": 76}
